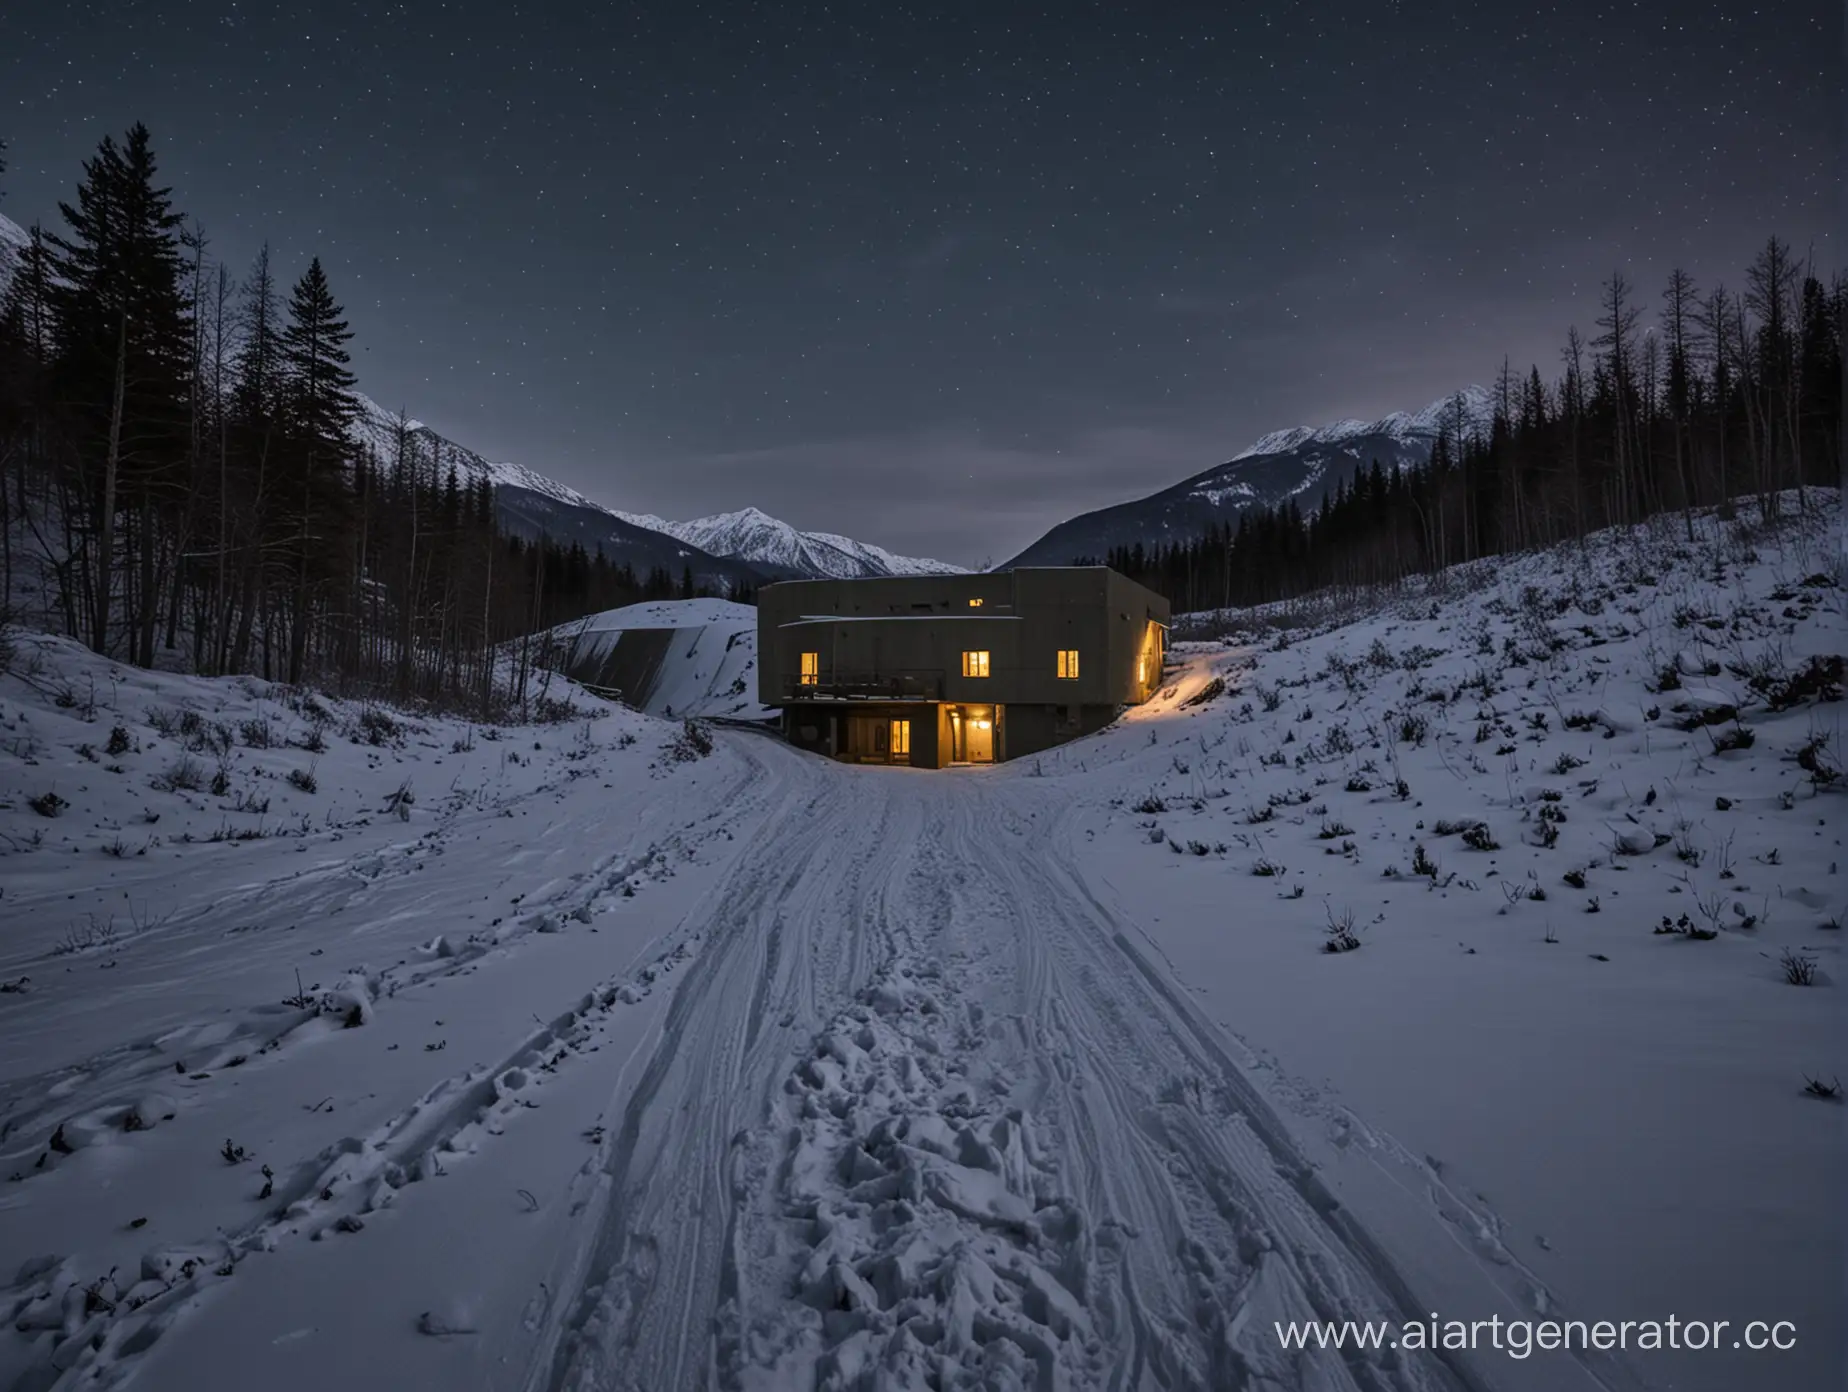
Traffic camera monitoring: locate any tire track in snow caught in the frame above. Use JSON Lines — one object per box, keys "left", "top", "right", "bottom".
{"left": 524, "top": 747, "right": 922, "bottom": 1392}
{"left": 714, "top": 779, "right": 1497, "bottom": 1390}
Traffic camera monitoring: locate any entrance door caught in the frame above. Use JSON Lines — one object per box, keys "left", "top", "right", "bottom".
{"left": 949, "top": 706, "right": 994, "bottom": 763}
{"left": 965, "top": 714, "right": 993, "bottom": 762}
{"left": 846, "top": 714, "right": 888, "bottom": 762}
{"left": 889, "top": 719, "right": 911, "bottom": 763}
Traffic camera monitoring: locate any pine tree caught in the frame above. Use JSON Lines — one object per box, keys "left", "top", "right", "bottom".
{"left": 45, "top": 124, "right": 193, "bottom": 656}
{"left": 280, "top": 256, "right": 357, "bottom": 682}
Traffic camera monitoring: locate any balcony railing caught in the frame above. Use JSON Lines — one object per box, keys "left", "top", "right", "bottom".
{"left": 782, "top": 669, "right": 943, "bottom": 701}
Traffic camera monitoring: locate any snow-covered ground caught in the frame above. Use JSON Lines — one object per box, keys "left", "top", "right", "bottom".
{"left": 0, "top": 497, "right": 1841, "bottom": 1391}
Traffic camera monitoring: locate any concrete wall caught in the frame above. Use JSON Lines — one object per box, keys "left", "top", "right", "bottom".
{"left": 1003, "top": 701, "right": 1121, "bottom": 760}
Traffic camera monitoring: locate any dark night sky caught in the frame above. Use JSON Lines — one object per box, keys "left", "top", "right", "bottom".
{"left": 1, "top": 2, "right": 1836, "bottom": 566}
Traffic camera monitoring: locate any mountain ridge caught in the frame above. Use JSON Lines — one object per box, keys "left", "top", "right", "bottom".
{"left": 610, "top": 505, "right": 967, "bottom": 580}
{"left": 1004, "top": 386, "right": 1494, "bottom": 570}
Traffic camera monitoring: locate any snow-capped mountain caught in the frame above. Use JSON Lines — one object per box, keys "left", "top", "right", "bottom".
{"left": 352, "top": 395, "right": 962, "bottom": 583}
{"left": 611, "top": 506, "right": 966, "bottom": 581}
{"left": 1230, "top": 386, "right": 1494, "bottom": 462}
{"left": 1005, "top": 386, "right": 1494, "bottom": 569}
{"left": 345, "top": 395, "right": 767, "bottom": 593}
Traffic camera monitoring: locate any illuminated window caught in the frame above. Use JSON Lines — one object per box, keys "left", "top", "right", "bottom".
{"left": 1137, "top": 657, "right": 1147, "bottom": 684}
{"left": 968, "top": 597, "right": 984, "bottom": 608}
{"left": 799, "top": 652, "right": 819, "bottom": 685}
{"left": 890, "top": 719, "right": 911, "bottom": 756}
{"left": 1057, "top": 649, "right": 1079, "bottom": 680}
{"left": 961, "top": 650, "right": 990, "bottom": 678}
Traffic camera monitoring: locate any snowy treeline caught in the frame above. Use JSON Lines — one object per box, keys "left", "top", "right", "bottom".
{"left": 1097, "top": 250, "right": 1844, "bottom": 614}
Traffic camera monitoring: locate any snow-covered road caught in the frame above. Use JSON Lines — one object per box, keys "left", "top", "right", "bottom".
{"left": 533, "top": 739, "right": 1498, "bottom": 1391}
{"left": 4, "top": 728, "right": 1569, "bottom": 1392}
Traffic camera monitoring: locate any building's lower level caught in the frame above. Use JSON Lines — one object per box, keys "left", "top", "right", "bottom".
{"left": 781, "top": 700, "right": 1121, "bottom": 767}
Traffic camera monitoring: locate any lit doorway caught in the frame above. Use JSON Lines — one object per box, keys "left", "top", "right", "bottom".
{"left": 948, "top": 705, "right": 995, "bottom": 763}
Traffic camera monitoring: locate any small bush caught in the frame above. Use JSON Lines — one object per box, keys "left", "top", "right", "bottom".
{"left": 152, "top": 756, "right": 205, "bottom": 793}
{"left": 1182, "top": 676, "right": 1226, "bottom": 708}
{"left": 1244, "top": 805, "right": 1274, "bottom": 825}
{"left": 1563, "top": 868, "right": 1587, "bottom": 889}
{"left": 667, "top": 720, "right": 713, "bottom": 762}
{"left": 1461, "top": 824, "right": 1500, "bottom": 851}
{"left": 1316, "top": 819, "right": 1353, "bottom": 839}
{"left": 1551, "top": 752, "right": 1585, "bottom": 775}
{"left": 1675, "top": 703, "right": 1739, "bottom": 732}
{"left": 1709, "top": 723, "right": 1754, "bottom": 754}
{"left": 239, "top": 718, "right": 275, "bottom": 749}
{"left": 287, "top": 767, "right": 319, "bottom": 794}
{"left": 1781, "top": 950, "right": 1819, "bottom": 986}
{"left": 1132, "top": 794, "right": 1167, "bottom": 815}
{"left": 1758, "top": 654, "right": 1843, "bottom": 711}
{"left": 1322, "top": 906, "right": 1363, "bottom": 954}
{"left": 1796, "top": 735, "right": 1839, "bottom": 786}
{"left": 355, "top": 707, "right": 402, "bottom": 746}
{"left": 1251, "top": 857, "right": 1286, "bottom": 877}
{"left": 1411, "top": 843, "right": 1439, "bottom": 878}
{"left": 54, "top": 914, "right": 118, "bottom": 955}
{"left": 105, "top": 726, "right": 133, "bottom": 757}
{"left": 187, "top": 721, "right": 235, "bottom": 756}
{"left": 29, "top": 790, "right": 69, "bottom": 818}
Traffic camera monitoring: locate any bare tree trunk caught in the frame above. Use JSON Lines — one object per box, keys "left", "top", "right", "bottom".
{"left": 93, "top": 317, "right": 127, "bottom": 656}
